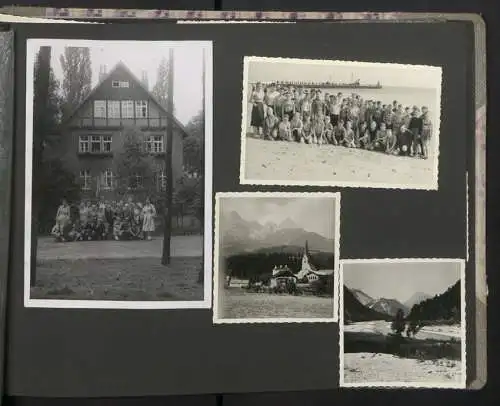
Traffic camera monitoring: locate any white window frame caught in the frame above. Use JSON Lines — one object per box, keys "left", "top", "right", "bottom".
{"left": 152, "top": 135, "right": 163, "bottom": 153}
{"left": 79, "top": 135, "right": 89, "bottom": 153}
{"left": 94, "top": 100, "right": 106, "bottom": 118}
{"left": 145, "top": 135, "right": 164, "bottom": 153}
{"left": 157, "top": 170, "right": 166, "bottom": 192}
{"left": 112, "top": 80, "right": 130, "bottom": 88}
{"left": 135, "top": 100, "right": 148, "bottom": 118}
{"left": 107, "top": 100, "right": 120, "bottom": 119}
{"left": 102, "top": 136, "right": 112, "bottom": 152}
{"left": 80, "top": 169, "right": 91, "bottom": 191}
{"left": 102, "top": 169, "right": 114, "bottom": 190}
{"left": 121, "top": 100, "right": 134, "bottom": 119}
{"left": 90, "top": 135, "right": 102, "bottom": 153}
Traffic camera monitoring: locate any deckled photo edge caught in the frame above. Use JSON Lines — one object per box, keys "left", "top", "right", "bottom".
{"left": 433, "top": 66, "right": 443, "bottom": 191}
{"left": 239, "top": 57, "right": 441, "bottom": 190}
{"left": 239, "top": 56, "right": 250, "bottom": 184}
{"left": 24, "top": 39, "right": 214, "bottom": 310}
{"left": 339, "top": 258, "right": 466, "bottom": 389}
{"left": 213, "top": 191, "right": 340, "bottom": 324}
{"left": 334, "top": 192, "right": 341, "bottom": 322}
{"left": 239, "top": 178, "right": 438, "bottom": 191}
{"left": 212, "top": 193, "right": 222, "bottom": 323}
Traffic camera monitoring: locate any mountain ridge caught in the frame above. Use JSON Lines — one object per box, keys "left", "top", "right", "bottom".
{"left": 350, "top": 289, "right": 374, "bottom": 306}
{"left": 221, "top": 210, "right": 334, "bottom": 255}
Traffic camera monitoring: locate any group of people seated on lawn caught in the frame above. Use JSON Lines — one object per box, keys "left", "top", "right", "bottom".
{"left": 51, "top": 197, "right": 157, "bottom": 242}
{"left": 249, "top": 82, "right": 434, "bottom": 158}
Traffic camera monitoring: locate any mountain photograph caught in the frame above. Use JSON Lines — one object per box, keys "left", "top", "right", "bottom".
{"left": 215, "top": 192, "right": 339, "bottom": 324}
{"left": 341, "top": 260, "right": 465, "bottom": 388}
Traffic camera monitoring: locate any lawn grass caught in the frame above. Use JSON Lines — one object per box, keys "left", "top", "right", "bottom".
{"left": 31, "top": 256, "right": 204, "bottom": 301}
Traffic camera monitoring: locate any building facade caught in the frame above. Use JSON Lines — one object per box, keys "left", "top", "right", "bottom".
{"left": 58, "top": 61, "right": 187, "bottom": 201}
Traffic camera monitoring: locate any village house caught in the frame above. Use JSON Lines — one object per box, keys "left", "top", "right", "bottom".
{"left": 269, "top": 241, "right": 334, "bottom": 289}
{"left": 57, "top": 61, "right": 188, "bottom": 200}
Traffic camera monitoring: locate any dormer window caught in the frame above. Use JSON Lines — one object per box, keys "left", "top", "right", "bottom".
{"left": 112, "top": 80, "right": 129, "bottom": 88}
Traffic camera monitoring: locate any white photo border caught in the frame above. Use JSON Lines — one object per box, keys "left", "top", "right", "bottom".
{"left": 24, "top": 38, "right": 214, "bottom": 310}
{"left": 213, "top": 191, "right": 341, "bottom": 324}
{"left": 339, "top": 258, "right": 466, "bottom": 389}
{"left": 239, "top": 56, "right": 442, "bottom": 190}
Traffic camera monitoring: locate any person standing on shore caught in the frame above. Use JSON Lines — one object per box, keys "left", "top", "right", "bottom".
{"left": 250, "top": 82, "right": 265, "bottom": 137}
{"left": 300, "top": 91, "right": 312, "bottom": 120}
{"left": 420, "top": 106, "right": 432, "bottom": 159}
{"left": 281, "top": 92, "right": 296, "bottom": 121}
{"left": 311, "top": 91, "right": 324, "bottom": 121}
{"left": 409, "top": 106, "right": 424, "bottom": 157}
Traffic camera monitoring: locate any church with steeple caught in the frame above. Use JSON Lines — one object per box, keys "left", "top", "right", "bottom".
{"left": 295, "top": 240, "right": 334, "bottom": 282}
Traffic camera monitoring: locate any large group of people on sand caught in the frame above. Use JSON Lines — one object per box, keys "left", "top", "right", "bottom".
{"left": 51, "top": 197, "right": 157, "bottom": 242}
{"left": 248, "top": 82, "right": 434, "bottom": 159}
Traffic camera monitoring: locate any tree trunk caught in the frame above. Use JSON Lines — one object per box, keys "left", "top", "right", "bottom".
{"left": 31, "top": 46, "right": 52, "bottom": 286}
{"left": 161, "top": 48, "right": 174, "bottom": 265}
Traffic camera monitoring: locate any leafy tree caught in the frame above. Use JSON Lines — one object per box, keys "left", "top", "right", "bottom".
{"left": 183, "top": 109, "right": 204, "bottom": 175}
{"left": 59, "top": 47, "right": 92, "bottom": 119}
{"left": 173, "top": 174, "right": 203, "bottom": 224}
{"left": 152, "top": 56, "right": 172, "bottom": 112}
{"left": 391, "top": 308, "right": 406, "bottom": 336}
{"left": 113, "top": 127, "right": 156, "bottom": 198}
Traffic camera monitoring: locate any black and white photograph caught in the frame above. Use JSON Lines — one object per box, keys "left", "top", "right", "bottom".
{"left": 213, "top": 192, "right": 340, "bottom": 324}
{"left": 340, "top": 259, "right": 466, "bottom": 388}
{"left": 24, "top": 39, "right": 213, "bottom": 309}
{"left": 240, "top": 56, "right": 442, "bottom": 190}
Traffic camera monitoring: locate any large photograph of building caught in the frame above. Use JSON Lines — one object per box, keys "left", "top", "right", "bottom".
{"left": 24, "top": 39, "right": 212, "bottom": 309}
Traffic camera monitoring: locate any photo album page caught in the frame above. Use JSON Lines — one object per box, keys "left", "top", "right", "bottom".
{"left": 3, "top": 18, "right": 481, "bottom": 397}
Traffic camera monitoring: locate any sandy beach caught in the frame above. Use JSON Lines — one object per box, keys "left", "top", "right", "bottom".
{"left": 343, "top": 353, "right": 463, "bottom": 386}
{"left": 242, "top": 137, "right": 437, "bottom": 189}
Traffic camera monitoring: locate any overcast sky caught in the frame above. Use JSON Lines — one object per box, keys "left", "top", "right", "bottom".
{"left": 30, "top": 39, "right": 210, "bottom": 125}
{"left": 221, "top": 195, "right": 336, "bottom": 240}
{"left": 247, "top": 58, "right": 442, "bottom": 89}
{"left": 343, "top": 261, "right": 462, "bottom": 303}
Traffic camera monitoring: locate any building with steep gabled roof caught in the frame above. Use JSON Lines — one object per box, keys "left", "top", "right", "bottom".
{"left": 57, "top": 60, "right": 188, "bottom": 200}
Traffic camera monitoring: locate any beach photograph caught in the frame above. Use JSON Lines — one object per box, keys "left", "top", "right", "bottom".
{"left": 340, "top": 259, "right": 466, "bottom": 388}
{"left": 213, "top": 192, "right": 340, "bottom": 323}
{"left": 240, "top": 57, "right": 442, "bottom": 190}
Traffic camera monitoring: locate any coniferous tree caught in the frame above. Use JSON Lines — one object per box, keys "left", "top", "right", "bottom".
{"left": 33, "top": 47, "right": 80, "bottom": 234}
{"left": 391, "top": 308, "right": 406, "bottom": 336}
